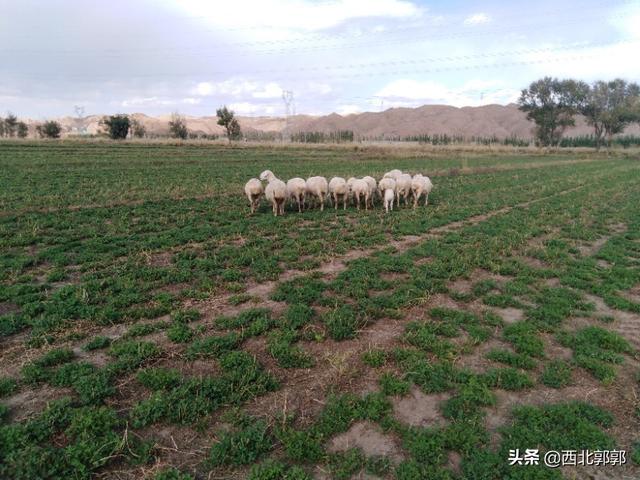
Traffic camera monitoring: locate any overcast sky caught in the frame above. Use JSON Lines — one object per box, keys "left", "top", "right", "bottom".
{"left": 1, "top": 0, "right": 639, "bottom": 119}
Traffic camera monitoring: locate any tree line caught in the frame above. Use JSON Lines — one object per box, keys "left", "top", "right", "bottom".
{"left": 0, "top": 105, "right": 242, "bottom": 141}
{"left": 518, "top": 77, "right": 640, "bottom": 148}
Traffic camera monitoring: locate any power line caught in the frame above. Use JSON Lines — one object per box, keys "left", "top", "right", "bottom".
{"left": 4, "top": 39, "right": 637, "bottom": 81}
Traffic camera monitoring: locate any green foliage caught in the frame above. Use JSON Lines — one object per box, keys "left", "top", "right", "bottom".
{"left": 518, "top": 77, "right": 587, "bottom": 146}
{"left": 0, "top": 377, "right": 18, "bottom": 397}
{"left": 323, "top": 305, "right": 361, "bottom": 340}
{"left": 216, "top": 106, "right": 242, "bottom": 141}
{"left": 153, "top": 467, "right": 194, "bottom": 480}
{"left": 486, "top": 349, "right": 537, "bottom": 370}
{"left": 137, "top": 368, "right": 182, "bottom": 390}
{"left": 185, "top": 332, "right": 240, "bottom": 359}
{"left": 100, "top": 114, "right": 130, "bottom": 140}
{"left": 209, "top": 419, "right": 272, "bottom": 467}
{"left": 503, "top": 322, "right": 544, "bottom": 357}
{"left": 36, "top": 121, "right": 62, "bottom": 139}
{"left": 267, "top": 329, "right": 314, "bottom": 368}
{"left": 362, "top": 349, "right": 387, "bottom": 367}
{"left": 379, "top": 372, "right": 410, "bottom": 396}
{"left": 558, "top": 326, "right": 631, "bottom": 383}
{"left": 483, "top": 367, "right": 534, "bottom": 391}
{"left": 168, "top": 113, "right": 188, "bottom": 140}
{"left": 541, "top": 359, "right": 574, "bottom": 388}
{"left": 82, "top": 335, "right": 111, "bottom": 351}
{"left": 130, "top": 351, "right": 277, "bottom": 426}
{"left": 247, "top": 460, "right": 311, "bottom": 480}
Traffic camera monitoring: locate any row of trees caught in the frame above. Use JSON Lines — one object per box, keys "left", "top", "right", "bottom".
{"left": 0, "top": 113, "right": 29, "bottom": 138}
{"left": 519, "top": 77, "right": 640, "bottom": 147}
{"left": 98, "top": 106, "right": 242, "bottom": 140}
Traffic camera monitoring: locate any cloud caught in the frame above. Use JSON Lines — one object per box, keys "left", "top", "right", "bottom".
{"left": 464, "top": 13, "right": 491, "bottom": 25}
{"left": 176, "top": 0, "right": 421, "bottom": 34}
{"left": 374, "top": 79, "right": 519, "bottom": 107}
{"left": 191, "top": 79, "right": 285, "bottom": 99}
{"left": 228, "top": 102, "right": 278, "bottom": 115}
{"left": 120, "top": 96, "right": 203, "bottom": 107}
{"left": 336, "top": 104, "right": 362, "bottom": 115}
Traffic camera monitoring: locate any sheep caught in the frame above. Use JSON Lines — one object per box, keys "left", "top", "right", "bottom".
{"left": 306, "top": 176, "right": 329, "bottom": 211}
{"left": 260, "top": 170, "right": 287, "bottom": 216}
{"left": 378, "top": 177, "right": 396, "bottom": 201}
{"left": 362, "top": 175, "right": 377, "bottom": 208}
{"left": 384, "top": 188, "right": 395, "bottom": 213}
{"left": 244, "top": 178, "right": 264, "bottom": 214}
{"left": 286, "top": 177, "right": 307, "bottom": 213}
{"left": 395, "top": 173, "right": 413, "bottom": 207}
{"left": 383, "top": 169, "right": 403, "bottom": 180}
{"left": 411, "top": 174, "right": 434, "bottom": 208}
{"left": 328, "top": 176, "right": 348, "bottom": 210}
{"left": 347, "top": 177, "right": 370, "bottom": 210}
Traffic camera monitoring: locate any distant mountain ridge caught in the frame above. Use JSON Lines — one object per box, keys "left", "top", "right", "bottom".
{"left": 30, "top": 104, "right": 640, "bottom": 139}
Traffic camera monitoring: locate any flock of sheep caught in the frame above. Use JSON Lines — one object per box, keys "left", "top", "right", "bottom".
{"left": 244, "top": 169, "right": 433, "bottom": 216}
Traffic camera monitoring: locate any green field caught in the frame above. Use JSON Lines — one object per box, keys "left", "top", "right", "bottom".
{"left": 1, "top": 141, "right": 639, "bottom": 479}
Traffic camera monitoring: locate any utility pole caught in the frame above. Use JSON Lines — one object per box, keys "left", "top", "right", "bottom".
{"left": 282, "top": 90, "right": 294, "bottom": 142}
{"left": 74, "top": 105, "right": 86, "bottom": 135}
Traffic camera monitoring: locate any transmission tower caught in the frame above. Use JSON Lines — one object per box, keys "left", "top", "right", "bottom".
{"left": 282, "top": 90, "right": 295, "bottom": 141}
{"left": 74, "top": 105, "right": 86, "bottom": 134}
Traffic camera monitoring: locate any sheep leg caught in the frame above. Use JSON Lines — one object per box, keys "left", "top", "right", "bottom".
{"left": 320, "top": 195, "right": 324, "bottom": 211}
{"left": 343, "top": 195, "right": 347, "bottom": 210}
{"left": 365, "top": 193, "right": 369, "bottom": 210}
{"left": 425, "top": 193, "right": 429, "bottom": 206}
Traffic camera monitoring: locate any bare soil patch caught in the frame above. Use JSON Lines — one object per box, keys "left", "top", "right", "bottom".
{"left": 391, "top": 387, "right": 449, "bottom": 428}
{"left": 327, "top": 421, "right": 405, "bottom": 463}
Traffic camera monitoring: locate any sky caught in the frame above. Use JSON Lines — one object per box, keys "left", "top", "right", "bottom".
{"left": 1, "top": 0, "right": 639, "bottom": 119}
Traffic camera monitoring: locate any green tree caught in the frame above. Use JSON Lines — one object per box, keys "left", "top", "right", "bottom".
{"left": 216, "top": 106, "right": 242, "bottom": 141}
{"left": 580, "top": 79, "right": 640, "bottom": 149}
{"left": 518, "top": 77, "right": 587, "bottom": 147}
{"left": 36, "top": 120, "right": 62, "bottom": 139}
{"left": 100, "top": 114, "right": 130, "bottom": 140}
{"left": 168, "top": 113, "right": 188, "bottom": 139}
{"left": 3, "top": 113, "right": 18, "bottom": 138}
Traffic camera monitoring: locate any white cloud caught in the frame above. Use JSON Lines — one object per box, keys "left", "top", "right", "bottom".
{"left": 464, "top": 13, "right": 491, "bottom": 25}
{"left": 521, "top": 40, "right": 640, "bottom": 80}
{"left": 176, "top": 0, "right": 421, "bottom": 34}
{"left": 228, "top": 102, "right": 278, "bottom": 115}
{"left": 374, "top": 79, "right": 519, "bottom": 107}
{"left": 336, "top": 104, "right": 362, "bottom": 115}
{"left": 191, "top": 79, "right": 285, "bottom": 99}
{"left": 120, "top": 96, "right": 202, "bottom": 107}
{"left": 307, "top": 82, "right": 333, "bottom": 95}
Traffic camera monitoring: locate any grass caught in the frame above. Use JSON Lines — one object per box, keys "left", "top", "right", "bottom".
{"left": 1, "top": 142, "right": 639, "bottom": 478}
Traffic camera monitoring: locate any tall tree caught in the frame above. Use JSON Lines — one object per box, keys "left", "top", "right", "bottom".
{"left": 580, "top": 79, "right": 640, "bottom": 149}
{"left": 518, "top": 77, "right": 587, "bottom": 146}
{"left": 168, "top": 113, "right": 188, "bottom": 139}
{"left": 216, "top": 106, "right": 242, "bottom": 141}
{"left": 100, "top": 115, "right": 130, "bottom": 140}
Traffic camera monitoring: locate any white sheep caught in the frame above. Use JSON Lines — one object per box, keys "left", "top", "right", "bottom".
{"left": 383, "top": 169, "right": 403, "bottom": 180}
{"left": 378, "top": 177, "right": 396, "bottom": 201}
{"left": 306, "top": 176, "right": 329, "bottom": 211}
{"left": 347, "top": 177, "right": 370, "bottom": 210}
{"left": 395, "top": 173, "right": 413, "bottom": 207}
{"left": 286, "top": 177, "right": 307, "bottom": 213}
{"left": 328, "top": 177, "right": 348, "bottom": 210}
{"left": 260, "top": 170, "right": 287, "bottom": 216}
{"left": 362, "top": 175, "right": 377, "bottom": 208}
{"left": 411, "top": 174, "right": 434, "bottom": 208}
{"left": 384, "top": 188, "right": 395, "bottom": 213}
{"left": 244, "top": 178, "right": 264, "bottom": 214}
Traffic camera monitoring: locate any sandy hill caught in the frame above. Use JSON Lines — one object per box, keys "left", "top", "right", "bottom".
{"left": 37, "top": 104, "right": 640, "bottom": 139}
